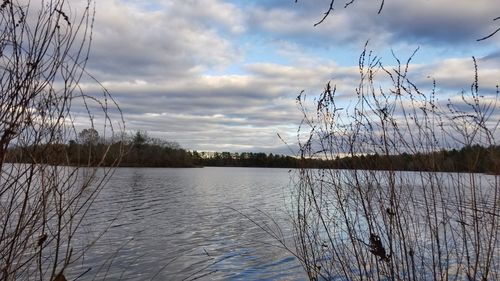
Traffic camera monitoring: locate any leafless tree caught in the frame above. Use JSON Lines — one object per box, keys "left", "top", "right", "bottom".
{"left": 0, "top": 1, "right": 123, "bottom": 280}
{"left": 292, "top": 45, "right": 499, "bottom": 280}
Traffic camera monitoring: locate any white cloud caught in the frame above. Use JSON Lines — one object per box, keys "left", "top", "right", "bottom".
{"left": 72, "top": 0, "right": 500, "bottom": 153}
{"left": 87, "top": 0, "right": 240, "bottom": 81}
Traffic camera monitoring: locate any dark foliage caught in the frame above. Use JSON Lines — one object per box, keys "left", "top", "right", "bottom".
{"left": 7, "top": 143, "right": 499, "bottom": 173}
{"left": 332, "top": 145, "right": 500, "bottom": 174}
{"left": 196, "top": 152, "right": 300, "bottom": 168}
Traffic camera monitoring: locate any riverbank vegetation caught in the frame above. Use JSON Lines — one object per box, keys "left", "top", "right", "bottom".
{"left": 287, "top": 3, "right": 499, "bottom": 279}
{"left": 6, "top": 125, "right": 500, "bottom": 174}
{"left": 0, "top": 1, "right": 123, "bottom": 280}
{"left": 6, "top": 130, "right": 500, "bottom": 173}
{"left": 290, "top": 47, "right": 499, "bottom": 280}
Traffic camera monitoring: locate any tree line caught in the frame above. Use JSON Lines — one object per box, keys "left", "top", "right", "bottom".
{"left": 329, "top": 145, "right": 500, "bottom": 174}
{"left": 6, "top": 130, "right": 192, "bottom": 167}
{"left": 5, "top": 129, "right": 499, "bottom": 174}
{"left": 193, "top": 151, "right": 301, "bottom": 168}
{"left": 199, "top": 145, "right": 499, "bottom": 174}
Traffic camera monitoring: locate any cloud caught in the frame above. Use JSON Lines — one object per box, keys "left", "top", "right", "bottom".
{"left": 409, "top": 55, "right": 500, "bottom": 93}
{"left": 375, "top": 1, "right": 500, "bottom": 45}
{"left": 77, "top": 57, "right": 363, "bottom": 152}
{"left": 87, "top": 0, "right": 241, "bottom": 82}
{"left": 72, "top": 0, "right": 500, "bottom": 153}
{"left": 245, "top": 0, "right": 500, "bottom": 48}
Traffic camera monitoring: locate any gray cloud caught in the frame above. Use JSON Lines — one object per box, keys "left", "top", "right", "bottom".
{"left": 72, "top": 0, "right": 499, "bottom": 154}
{"left": 87, "top": 0, "right": 241, "bottom": 82}
{"left": 245, "top": 0, "right": 500, "bottom": 48}
{"left": 376, "top": 1, "right": 500, "bottom": 45}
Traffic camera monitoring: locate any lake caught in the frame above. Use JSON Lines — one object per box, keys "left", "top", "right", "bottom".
{"left": 3, "top": 165, "right": 498, "bottom": 280}
{"left": 69, "top": 167, "right": 305, "bottom": 280}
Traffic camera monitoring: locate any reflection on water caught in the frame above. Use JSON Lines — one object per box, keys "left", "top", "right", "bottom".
{"left": 69, "top": 167, "right": 304, "bottom": 280}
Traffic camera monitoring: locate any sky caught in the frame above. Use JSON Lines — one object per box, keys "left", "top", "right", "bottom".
{"left": 77, "top": 0, "right": 500, "bottom": 154}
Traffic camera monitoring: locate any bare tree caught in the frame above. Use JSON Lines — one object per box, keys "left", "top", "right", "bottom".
{"left": 292, "top": 46, "right": 499, "bottom": 280}
{"left": 288, "top": 1, "right": 499, "bottom": 279}
{"left": 78, "top": 128, "right": 99, "bottom": 145}
{"left": 0, "top": 1, "right": 123, "bottom": 280}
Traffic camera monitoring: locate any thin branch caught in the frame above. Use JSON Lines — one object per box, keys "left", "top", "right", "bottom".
{"left": 477, "top": 27, "right": 500, "bottom": 41}
{"left": 314, "top": 0, "right": 335, "bottom": 27}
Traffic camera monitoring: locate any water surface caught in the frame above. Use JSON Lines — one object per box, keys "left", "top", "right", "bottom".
{"left": 71, "top": 167, "right": 304, "bottom": 280}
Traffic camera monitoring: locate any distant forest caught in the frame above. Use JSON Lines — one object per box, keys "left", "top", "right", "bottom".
{"left": 197, "top": 145, "right": 500, "bottom": 174}
{"left": 5, "top": 130, "right": 500, "bottom": 174}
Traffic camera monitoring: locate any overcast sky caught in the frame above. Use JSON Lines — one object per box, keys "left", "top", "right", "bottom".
{"left": 79, "top": 0, "right": 500, "bottom": 153}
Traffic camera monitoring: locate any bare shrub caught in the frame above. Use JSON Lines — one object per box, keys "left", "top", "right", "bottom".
{"left": 292, "top": 46, "right": 499, "bottom": 280}
{"left": 0, "top": 1, "right": 123, "bottom": 280}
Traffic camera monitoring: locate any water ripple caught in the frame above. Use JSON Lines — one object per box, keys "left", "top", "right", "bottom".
{"left": 68, "top": 167, "right": 304, "bottom": 280}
